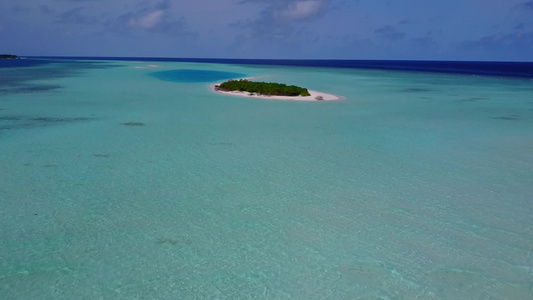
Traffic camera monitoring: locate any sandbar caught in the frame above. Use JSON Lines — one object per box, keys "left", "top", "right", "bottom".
{"left": 134, "top": 64, "right": 160, "bottom": 69}
{"left": 210, "top": 78, "right": 344, "bottom": 101}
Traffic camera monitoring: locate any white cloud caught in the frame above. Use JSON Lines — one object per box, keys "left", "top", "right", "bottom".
{"left": 276, "top": 0, "right": 324, "bottom": 21}
{"left": 128, "top": 10, "right": 164, "bottom": 29}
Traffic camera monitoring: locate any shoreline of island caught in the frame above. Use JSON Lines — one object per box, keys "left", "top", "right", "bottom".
{"left": 210, "top": 77, "right": 345, "bottom": 101}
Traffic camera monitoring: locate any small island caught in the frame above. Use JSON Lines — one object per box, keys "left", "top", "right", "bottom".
{"left": 217, "top": 79, "right": 311, "bottom": 96}
{"left": 0, "top": 54, "right": 19, "bottom": 59}
{"left": 211, "top": 78, "right": 344, "bottom": 101}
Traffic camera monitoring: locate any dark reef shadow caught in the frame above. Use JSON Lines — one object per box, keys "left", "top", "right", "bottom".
{"left": 401, "top": 88, "right": 436, "bottom": 93}
{"left": 456, "top": 97, "right": 488, "bottom": 103}
{"left": 491, "top": 115, "right": 520, "bottom": 121}
{"left": 0, "top": 84, "right": 62, "bottom": 95}
{"left": 155, "top": 236, "right": 192, "bottom": 246}
{"left": 41, "top": 164, "right": 58, "bottom": 168}
{"left": 0, "top": 115, "right": 95, "bottom": 130}
{"left": 1, "top": 60, "right": 123, "bottom": 96}
{"left": 121, "top": 122, "right": 145, "bottom": 126}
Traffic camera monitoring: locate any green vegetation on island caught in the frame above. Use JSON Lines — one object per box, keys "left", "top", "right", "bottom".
{"left": 217, "top": 79, "right": 311, "bottom": 97}
{"left": 0, "top": 54, "right": 19, "bottom": 59}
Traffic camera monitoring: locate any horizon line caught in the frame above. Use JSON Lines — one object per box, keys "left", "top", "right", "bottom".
{"left": 20, "top": 55, "right": 533, "bottom": 64}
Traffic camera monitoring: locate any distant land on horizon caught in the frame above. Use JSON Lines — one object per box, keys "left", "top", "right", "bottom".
{"left": 0, "top": 54, "right": 19, "bottom": 59}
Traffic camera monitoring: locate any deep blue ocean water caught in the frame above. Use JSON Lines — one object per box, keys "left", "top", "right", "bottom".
{"left": 1, "top": 57, "right": 532, "bottom": 299}
{"left": 21, "top": 56, "right": 533, "bottom": 78}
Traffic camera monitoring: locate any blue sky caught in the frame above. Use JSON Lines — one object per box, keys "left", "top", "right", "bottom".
{"left": 1, "top": 0, "right": 532, "bottom": 61}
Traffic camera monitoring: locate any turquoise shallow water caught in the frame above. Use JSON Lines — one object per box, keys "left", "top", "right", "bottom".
{"left": 150, "top": 69, "right": 246, "bottom": 83}
{"left": 1, "top": 59, "right": 532, "bottom": 299}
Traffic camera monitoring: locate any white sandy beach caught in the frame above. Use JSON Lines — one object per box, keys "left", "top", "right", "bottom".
{"left": 134, "top": 64, "right": 160, "bottom": 69}
{"left": 210, "top": 78, "right": 344, "bottom": 101}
